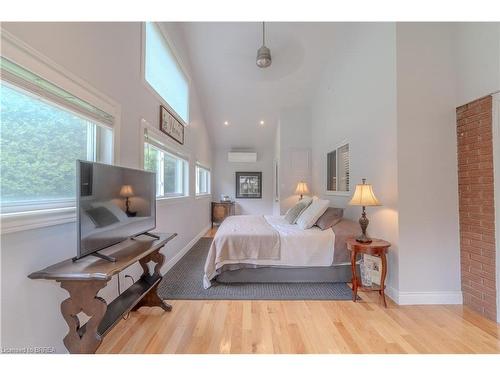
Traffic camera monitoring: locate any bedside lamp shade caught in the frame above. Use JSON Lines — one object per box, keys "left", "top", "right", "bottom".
{"left": 295, "top": 181, "right": 309, "bottom": 200}
{"left": 348, "top": 179, "right": 381, "bottom": 243}
{"left": 120, "top": 185, "right": 135, "bottom": 217}
{"left": 120, "top": 185, "right": 134, "bottom": 198}
{"left": 348, "top": 180, "right": 381, "bottom": 207}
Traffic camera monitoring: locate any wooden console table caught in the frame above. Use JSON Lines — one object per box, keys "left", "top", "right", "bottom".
{"left": 28, "top": 232, "right": 176, "bottom": 354}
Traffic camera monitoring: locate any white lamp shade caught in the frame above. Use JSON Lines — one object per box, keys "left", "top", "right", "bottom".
{"left": 348, "top": 181, "right": 381, "bottom": 206}
{"left": 120, "top": 184, "right": 134, "bottom": 198}
{"left": 295, "top": 181, "right": 309, "bottom": 195}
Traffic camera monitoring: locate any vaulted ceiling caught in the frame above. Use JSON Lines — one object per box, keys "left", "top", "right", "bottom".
{"left": 178, "top": 22, "right": 340, "bottom": 149}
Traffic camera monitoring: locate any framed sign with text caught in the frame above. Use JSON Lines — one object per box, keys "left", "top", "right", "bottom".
{"left": 160, "top": 105, "right": 184, "bottom": 145}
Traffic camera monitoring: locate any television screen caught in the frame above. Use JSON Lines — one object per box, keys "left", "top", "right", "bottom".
{"left": 76, "top": 161, "right": 156, "bottom": 259}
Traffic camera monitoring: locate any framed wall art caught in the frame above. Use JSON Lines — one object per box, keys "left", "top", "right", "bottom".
{"left": 235, "top": 172, "right": 262, "bottom": 199}
{"left": 160, "top": 105, "right": 184, "bottom": 145}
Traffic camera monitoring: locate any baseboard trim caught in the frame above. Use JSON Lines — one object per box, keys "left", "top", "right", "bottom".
{"left": 161, "top": 224, "right": 211, "bottom": 275}
{"left": 385, "top": 285, "right": 463, "bottom": 305}
{"left": 385, "top": 285, "right": 399, "bottom": 304}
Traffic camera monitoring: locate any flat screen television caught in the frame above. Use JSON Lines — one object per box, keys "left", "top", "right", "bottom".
{"left": 76, "top": 160, "right": 156, "bottom": 260}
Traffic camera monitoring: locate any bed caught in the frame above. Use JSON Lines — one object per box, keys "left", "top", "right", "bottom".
{"left": 203, "top": 214, "right": 358, "bottom": 288}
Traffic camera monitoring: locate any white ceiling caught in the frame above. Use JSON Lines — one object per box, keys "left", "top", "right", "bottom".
{"left": 178, "top": 22, "right": 340, "bottom": 149}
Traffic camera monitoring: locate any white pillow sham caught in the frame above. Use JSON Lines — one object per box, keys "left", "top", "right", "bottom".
{"left": 296, "top": 199, "right": 330, "bottom": 230}
{"left": 91, "top": 200, "right": 128, "bottom": 222}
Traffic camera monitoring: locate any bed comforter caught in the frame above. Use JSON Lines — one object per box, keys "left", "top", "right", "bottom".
{"left": 203, "top": 215, "right": 340, "bottom": 288}
{"left": 203, "top": 215, "right": 280, "bottom": 288}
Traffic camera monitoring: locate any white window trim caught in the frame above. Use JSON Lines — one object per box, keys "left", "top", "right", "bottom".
{"left": 141, "top": 22, "right": 191, "bottom": 127}
{"left": 195, "top": 194, "right": 212, "bottom": 200}
{"left": 325, "top": 140, "right": 351, "bottom": 196}
{"left": 156, "top": 195, "right": 191, "bottom": 206}
{"left": 0, "top": 29, "right": 121, "bottom": 234}
{"left": 140, "top": 119, "right": 191, "bottom": 203}
{"left": 195, "top": 162, "right": 211, "bottom": 197}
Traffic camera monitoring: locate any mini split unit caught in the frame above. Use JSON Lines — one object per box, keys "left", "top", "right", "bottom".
{"left": 227, "top": 152, "right": 257, "bottom": 163}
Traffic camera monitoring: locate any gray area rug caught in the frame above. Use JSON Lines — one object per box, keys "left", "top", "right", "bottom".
{"left": 158, "top": 237, "right": 356, "bottom": 301}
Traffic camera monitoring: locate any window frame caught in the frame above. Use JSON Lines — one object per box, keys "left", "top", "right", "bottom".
{"left": 195, "top": 163, "right": 211, "bottom": 197}
{"left": 0, "top": 29, "right": 121, "bottom": 234}
{"left": 141, "top": 22, "right": 191, "bottom": 127}
{"left": 325, "top": 141, "right": 351, "bottom": 196}
{"left": 141, "top": 119, "right": 191, "bottom": 204}
{"left": 1, "top": 74, "right": 113, "bottom": 214}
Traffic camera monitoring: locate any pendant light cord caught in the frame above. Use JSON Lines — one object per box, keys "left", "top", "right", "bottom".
{"left": 262, "top": 22, "right": 265, "bottom": 46}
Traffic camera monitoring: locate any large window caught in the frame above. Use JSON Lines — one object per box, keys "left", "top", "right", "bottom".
{"left": 144, "top": 142, "right": 188, "bottom": 199}
{"left": 196, "top": 164, "right": 211, "bottom": 196}
{"left": 144, "top": 22, "right": 189, "bottom": 124}
{"left": 326, "top": 143, "right": 350, "bottom": 193}
{"left": 0, "top": 81, "right": 113, "bottom": 213}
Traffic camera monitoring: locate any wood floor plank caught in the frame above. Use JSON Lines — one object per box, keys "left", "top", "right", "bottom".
{"left": 97, "top": 297, "right": 500, "bottom": 354}
{"left": 96, "top": 229, "right": 500, "bottom": 354}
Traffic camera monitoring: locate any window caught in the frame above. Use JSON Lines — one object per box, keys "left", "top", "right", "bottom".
{"left": 326, "top": 143, "right": 350, "bottom": 193}
{"left": 196, "top": 164, "right": 211, "bottom": 195}
{"left": 144, "top": 22, "right": 189, "bottom": 124}
{"left": 144, "top": 141, "right": 188, "bottom": 199}
{"left": 0, "top": 61, "right": 114, "bottom": 214}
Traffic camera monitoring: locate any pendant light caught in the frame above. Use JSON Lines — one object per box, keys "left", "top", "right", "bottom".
{"left": 256, "top": 22, "right": 272, "bottom": 68}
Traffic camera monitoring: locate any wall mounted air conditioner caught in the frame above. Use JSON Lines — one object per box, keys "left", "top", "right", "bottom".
{"left": 228, "top": 152, "right": 257, "bottom": 163}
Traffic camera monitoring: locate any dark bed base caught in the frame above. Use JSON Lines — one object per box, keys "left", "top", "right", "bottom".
{"left": 215, "top": 263, "right": 355, "bottom": 284}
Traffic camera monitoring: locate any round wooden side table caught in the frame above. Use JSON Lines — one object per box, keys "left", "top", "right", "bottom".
{"left": 346, "top": 237, "right": 391, "bottom": 307}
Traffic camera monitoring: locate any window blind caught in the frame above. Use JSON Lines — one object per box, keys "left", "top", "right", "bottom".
{"left": 0, "top": 57, "right": 114, "bottom": 127}
{"left": 338, "top": 144, "right": 350, "bottom": 191}
{"left": 327, "top": 150, "right": 337, "bottom": 191}
{"left": 143, "top": 127, "right": 189, "bottom": 162}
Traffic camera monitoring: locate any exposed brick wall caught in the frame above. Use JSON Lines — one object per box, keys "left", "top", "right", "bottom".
{"left": 457, "top": 95, "right": 496, "bottom": 321}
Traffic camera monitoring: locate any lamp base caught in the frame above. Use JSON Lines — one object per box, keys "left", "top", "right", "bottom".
{"left": 355, "top": 234, "right": 372, "bottom": 244}
{"left": 357, "top": 206, "right": 372, "bottom": 243}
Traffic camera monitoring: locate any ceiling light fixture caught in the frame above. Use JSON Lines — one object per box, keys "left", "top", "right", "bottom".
{"left": 256, "top": 22, "right": 272, "bottom": 68}
{"left": 259, "top": 120, "right": 265, "bottom": 126}
{"left": 224, "top": 121, "right": 229, "bottom": 126}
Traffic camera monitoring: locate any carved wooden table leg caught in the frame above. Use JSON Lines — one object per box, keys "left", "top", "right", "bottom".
{"left": 133, "top": 249, "right": 172, "bottom": 312}
{"left": 380, "top": 252, "right": 388, "bottom": 308}
{"left": 59, "top": 280, "right": 108, "bottom": 354}
{"left": 350, "top": 250, "right": 358, "bottom": 302}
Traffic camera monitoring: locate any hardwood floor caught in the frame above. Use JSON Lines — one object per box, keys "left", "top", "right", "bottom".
{"left": 96, "top": 228, "right": 500, "bottom": 354}
{"left": 203, "top": 227, "right": 218, "bottom": 238}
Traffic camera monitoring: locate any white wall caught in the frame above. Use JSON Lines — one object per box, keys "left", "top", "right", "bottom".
{"left": 0, "top": 22, "right": 212, "bottom": 352}
{"left": 272, "top": 123, "right": 281, "bottom": 216}
{"left": 310, "top": 23, "right": 400, "bottom": 292}
{"left": 396, "top": 23, "right": 462, "bottom": 302}
{"left": 310, "top": 22, "right": 500, "bottom": 305}
{"left": 212, "top": 147, "right": 274, "bottom": 215}
{"left": 210, "top": 108, "right": 307, "bottom": 217}
{"left": 277, "top": 107, "right": 313, "bottom": 214}
{"left": 453, "top": 22, "right": 500, "bottom": 106}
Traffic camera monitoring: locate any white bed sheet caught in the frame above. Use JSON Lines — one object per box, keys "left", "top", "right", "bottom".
{"left": 208, "top": 215, "right": 336, "bottom": 269}
{"left": 262, "top": 215, "right": 335, "bottom": 267}
{"left": 203, "top": 215, "right": 337, "bottom": 288}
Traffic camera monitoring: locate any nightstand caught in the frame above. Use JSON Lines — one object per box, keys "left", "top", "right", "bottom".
{"left": 211, "top": 201, "right": 235, "bottom": 227}
{"left": 346, "top": 237, "right": 391, "bottom": 307}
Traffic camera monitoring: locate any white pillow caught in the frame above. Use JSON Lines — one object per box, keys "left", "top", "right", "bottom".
{"left": 91, "top": 200, "right": 128, "bottom": 222}
{"left": 296, "top": 199, "right": 330, "bottom": 229}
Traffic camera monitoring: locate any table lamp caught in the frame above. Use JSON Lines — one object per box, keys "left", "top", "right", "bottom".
{"left": 348, "top": 178, "right": 381, "bottom": 243}
{"left": 120, "top": 184, "right": 135, "bottom": 216}
{"left": 295, "top": 181, "right": 309, "bottom": 200}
